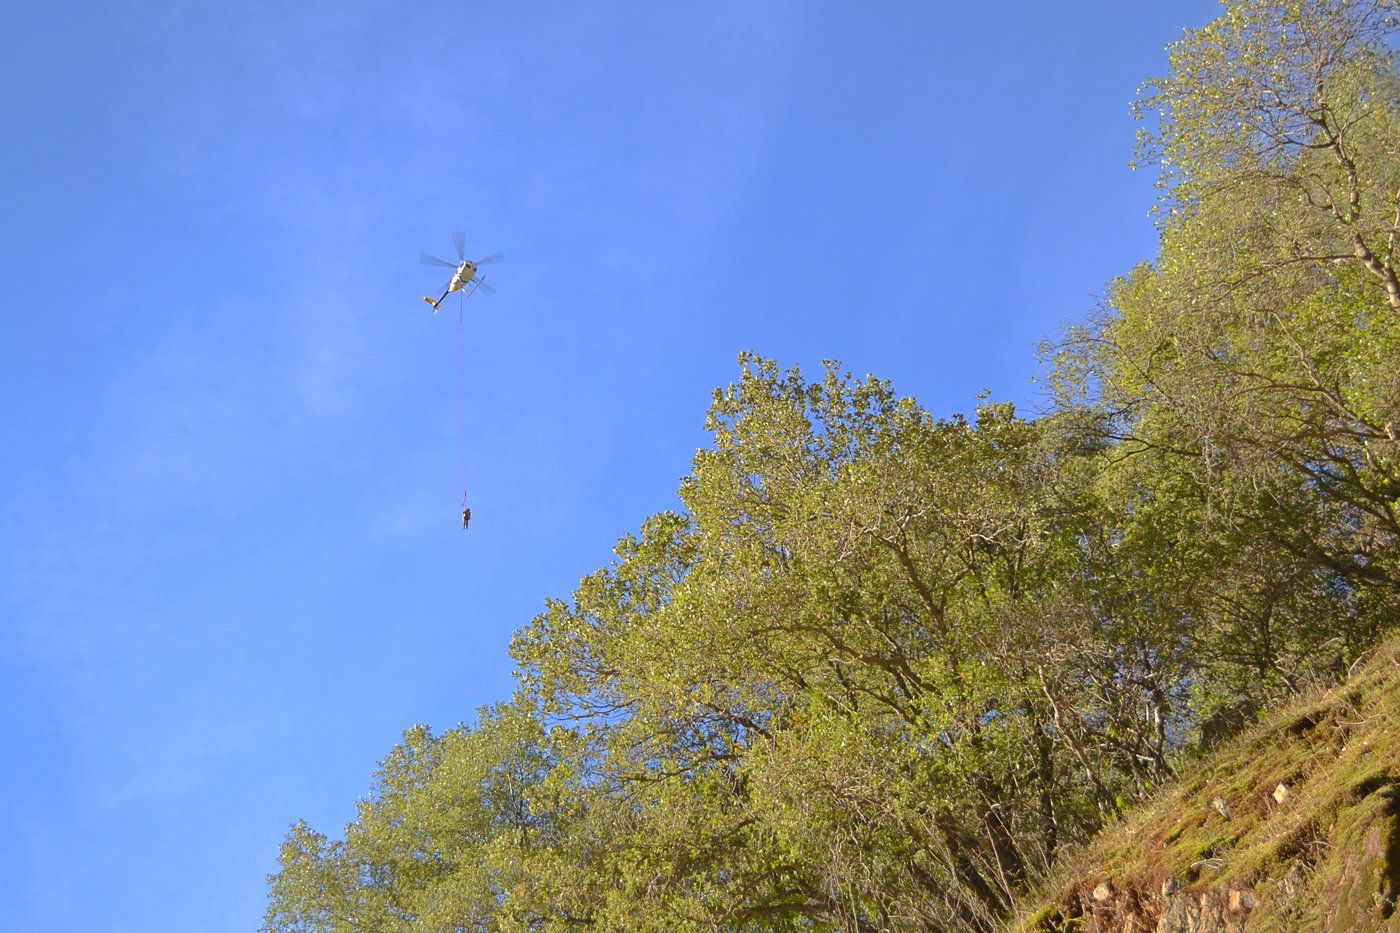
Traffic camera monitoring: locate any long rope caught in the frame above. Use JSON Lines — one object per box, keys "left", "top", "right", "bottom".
{"left": 457, "top": 289, "right": 469, "bottom": 508}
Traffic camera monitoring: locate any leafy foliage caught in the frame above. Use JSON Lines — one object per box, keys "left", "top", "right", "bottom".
{"left": 266, "top": 3, "right": 1400, "bottom": 931}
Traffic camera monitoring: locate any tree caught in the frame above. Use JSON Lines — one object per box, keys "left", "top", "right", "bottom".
{"left": 267, "top": 356, "right": 1234, "bottom": 933}
{"left": 1049, "top": 0, "right": 1400, "bottom": 708}
{"left": 511, "top": 357, "right": 1141, "bottom": 931}
{"left": 1139, "top": 0, "right": 1400, "bottom": 310}
{"left": 264, "top": 706, "right": 570, "bottom": 933}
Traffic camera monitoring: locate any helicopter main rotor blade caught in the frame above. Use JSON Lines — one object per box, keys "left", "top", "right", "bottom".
{"left": 474, "top": 251, "right": 505, "bottom": 266}
{"left": 474, "top": 281, "right": 496, "bottom": 297}
{"left": 451, "top": 232, "right": 466, "bottom": 261}
{"left": 420, "top": 253, "right": 457, "bottom": 268}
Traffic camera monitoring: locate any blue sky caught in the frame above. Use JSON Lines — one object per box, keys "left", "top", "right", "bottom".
{"left": 3, "top": 2, "right": 1220, "bottom": 930}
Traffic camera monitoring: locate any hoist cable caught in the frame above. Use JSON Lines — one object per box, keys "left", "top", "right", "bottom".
{"left": 457, "top": 289, "right": 469, "bottom": 507}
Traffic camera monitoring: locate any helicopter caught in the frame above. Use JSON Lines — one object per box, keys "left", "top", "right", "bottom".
{"left": 420, "top": 232, "right": 504, "bottom": 311}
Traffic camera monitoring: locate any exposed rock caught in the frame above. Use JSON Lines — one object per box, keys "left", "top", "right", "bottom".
{"left": 1270, "top": 783, "right": 1289, "bottom": 806}
{"left": 1157, "top": 890, "right": 1233, "bottom": 933}
{"left": 1210, "top": 796, "right": 1231, "bottom": 820}
{"left": 1226, "top": 889, "right": 1254, "bottom": 911}
{"left": 1277, "top": 861, "right": 1305, "bottom": 899}
{"left": 1092, "top": 881, "right": 1115, "bottom": 902}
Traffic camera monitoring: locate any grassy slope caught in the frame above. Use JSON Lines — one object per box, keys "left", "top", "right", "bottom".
{"left": 1012, "top": 638, "right": 1400, "bottom": 933}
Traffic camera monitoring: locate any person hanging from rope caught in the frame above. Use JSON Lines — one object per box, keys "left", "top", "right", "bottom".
{"left": 461, "top": 507, "right": 472, "bottom": 530}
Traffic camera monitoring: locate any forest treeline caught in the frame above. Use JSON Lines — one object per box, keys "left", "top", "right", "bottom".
{"left": 264, "top": 2, "right": 1400, "bottom": 931}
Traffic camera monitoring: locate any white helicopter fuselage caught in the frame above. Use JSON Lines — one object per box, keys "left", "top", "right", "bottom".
{"left": 449, "top": 260, "right": 478, "bottom": 292}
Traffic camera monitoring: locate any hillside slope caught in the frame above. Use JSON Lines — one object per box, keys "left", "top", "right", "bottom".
{"left": 1015, "top": 638, "right": 1400, "bottom": 933}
